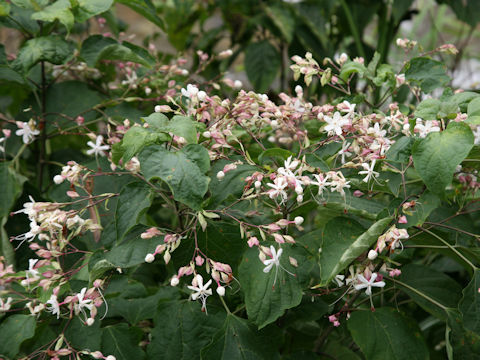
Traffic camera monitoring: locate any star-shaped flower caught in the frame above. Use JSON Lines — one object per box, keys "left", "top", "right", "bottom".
{"left": 358, "top": 159, "right": 379, "bottom": 183}
{"left": 86, "top": 135, "right": 110, "bottom": 157}
{"left": 188, "top": 274, "right": 213, "bottom": 312}
{"left": 46, "top": 294, "right": 60, "bottom": 319}
{"left": 354, "top": 272, "right": 385, "bottom": 296}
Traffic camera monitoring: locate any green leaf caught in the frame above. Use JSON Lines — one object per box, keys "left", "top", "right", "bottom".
{"left": 13, "top": 36, "right": 74, "bottom": 72}
{"left": 144, "top": 113, "right": 198, "bottom": 144}
{"left": 208, "top": 162, "right": 256, "bottom": 208}
{"left": 459, "top": 269, "right": 480, "bottom": 335}
{"left": 80, "top": 35, "right": 118, "bottom": 67}
{"left": 147, "top": 300, "right": 225, "bottom": 359}
{"left": 109, "top": 288, "right": 180, "bottom": 325}
{"left": 339, "top": 61, "right": 367, "bottom": 82}
{"left": 265, "top": 5, "right": 295, "bottom": 43}
{"left": 319, "top": 217, "right": 392, "bottom": 286}
{"left": 106, "top": 230, "right": 161, "bottom": 268}
{"left": 405, "top": 57, "right": 450, "bottom": 93}
{"left": 97, "top": 44, "right": 151, "bottom": 68}
{"left": 0, "top": 2, "right": 11, "bottom": 16}
{"left": 31, "top": 0, "right": 74, "bottom": 33}
{"left": 396, "top": 264, "right": 462, "bottom": 320}
{"left": 258, "top": 148, "right": 294, "bottom": 165}
{"left": 201, "top": 314, "right": 280, "bottom": 360}
{"left": 403, "top": 191, "right": 441, "bottom": 227}
{"left": 412, "top": 121, "right": 474, "bottom": 195}
{"left": 386, "top": 136, "right": 413, "bottom": 163}
{"left": 245, "top": 40, "right": 280, "bottom": 93}
{"left": 0, "top": 65, "right": 26, "bottom": 84}
{"left": 0, "top": 315, "right": 36, "bottom": 359}
{"left": 101, "top": 324, "right": 145, "bottom": 360}
{"left": 446, "top": 309, "right": 480, "bottom": 359}
{"left": 116, "top": 0, "right": 164, "bottom": 29}
{"left": 115, "top": 181, "right": 154, "bottom": 242}
{"left": 74, "top": 0, "right": 114, "bottom": 22}
{"left": 414, "top": 98, "right": 441, "bottom": 120}
{"left": 112, "top": 126, "right": 168, "bottom": 165}
{"left": 64, "top": 317, "right": 102, "bottom": 350}
{"left": 238, "top": 246, "right": 302, "bottom": 329}
{"left": 139, "top": 145, "right": 210, "bottom": 210}
{"left": 466, "top": 97, "right": 480, "bottom": 125}
{"left": 0, "top": 162, "right": 26, "bottom": 218}
{"left": 347, "top": 307, "right": 429, "bottom": 360}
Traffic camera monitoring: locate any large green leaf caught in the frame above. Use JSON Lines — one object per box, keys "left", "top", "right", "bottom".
{"left": 402, "top": 191, "right": 440, "bottom": 227}
{"left": 386, "top": 136, "right": 414, "bottom": 163}
{"left": 147, "top": 301, "right": 225, "bottom": 359}
{"left": 64, "top": 317, "right": 102, "bottom": 351}
{"left": 106, "top": 232, "right": 160, "bottom": 268}
{"left": 245, "top": 40, "right": 280, "bottom": 93}
{"left": 405, "top": 57, "right": 450, "bottom": 93}
{"left": 144, "top": 113, "right": 198, "bottom": 144}
{"left": 111, "top": 126, "right": 168, "bottom": 165}
{"left": 101, "top": 324, "right": 145, "bottom": 360}
{"left": 116, "top": 0, "right": 164, "bottom": 29}
{"left": 396, "top": 264, "right": 462, "bottom": 320}
{"left": 459, "top": 269, "right": 480, "bottom": 335}
{"left": 347, "top": 307, "right": 429, "bottom": 360}
{"left": 238, "top": 246, "right": 302, "bottom": 329}
{"left": 115, "top": 181, "right": 154, "bottom": 242}
{"left": 139, "top": 144, "right": 210, "bottom": 210}
{"left": 74, "top": 0, "right": 114, "bottom": 22}
{"left": 412, "top": 121, "right": 474, "bottom": 195}
{"left": 446, "top": 309, "right": 480, "bottom": 359}
{"left": 466, "top": 97, "right": 480, "bottom": 125}
{"left": 31, "top": 0, "right": 73, "bottom": 32}
{"left": 96, "top": 43, "right": 151, "bottom": 68}
{"left": 201, "top": 314, "right": 280, "bottom": 360}
{"left": 319, "top": 217, "right": 392, "bottom": 286}
{"left": 0, "top": 315, "right": 36, "bottom": 359}
{"left": 80, "top": 35, "right": 118, "bottom": 67}
{"left": 13, "top": 36, "right": 74, "bottom": 72}
{"left": 0, "top": 162, "right": 26, "bottom": 218}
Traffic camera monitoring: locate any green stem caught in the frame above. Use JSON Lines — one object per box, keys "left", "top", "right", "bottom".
{"left": 417, "top": 227, "right": 477, "bottom": 270}
{"left": 339, "top": 0, "right": 366, "bottom": 59}
{"left": 219, "top": 296, "right": 231, "bottom": 314}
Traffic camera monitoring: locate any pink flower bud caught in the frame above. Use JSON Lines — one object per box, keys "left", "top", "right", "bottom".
{"left": 398, "top": 215, "right": 408, "bottom": 224}
{"left": 195, "top": 255, "right": 205, "bottom": 266}
{"left": 247, "top": 237, "right": 259, "bottom": 247}
{"left": 75, "top": 116, "right": 84, "bottom": 125}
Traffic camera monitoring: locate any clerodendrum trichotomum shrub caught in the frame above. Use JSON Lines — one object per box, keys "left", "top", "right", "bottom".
{"left": 1, "top": 1, "right": 480, "bottom": 359}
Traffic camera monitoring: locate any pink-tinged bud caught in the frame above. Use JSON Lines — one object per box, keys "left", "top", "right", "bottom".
{"left": 91, "top": 351, "right": 103, "bottom": 359}
{"left": 276, "top": 219, "right": 290, "bottom": 227}
{"left": 223, "top": 163, "right": 237, "bottom": 173}
{"left": 389, "top": 269, "right": 402, "bottom": 277}
{"left": 216, "top": 171, "right": 225, "bottom": 180}
{"left": 195, "top": 255, "right": 205, "bottom": 266}
{"left": 42, "top": 270, "right": 54, "bottom": 278}
{"left": 93, "top": 279, "right": 103, "bottom": 288}
{"left": 155, "top": 244, "right": 166, "bottom": 254}
{"left": 353, "top": 190, "right": 364, "bottom": 197}
{"left": 333, "top": 320, "right": 340, "bottom": 327}
{"left": 86, "top": 318, "right": 95, "bottom": 326}
{"left": 289, "top": 256, "right": 298, "bottom": 267}
{"left": 247, "top": 237, "right": 259, "bottom": 247}
{"left": 141, "top": 227, "right": 162, "bottom": 239}
{"left": 398, "top": 215, "right": 408, "bottom": 224}
{"left": 163, "top": 251, "right": 171, "bottom": 264}
{"left": 75, "top": 116, "right": 84, "bottom": 125}
{"left": 36, "top": 249, "right": 52, "bottom": 258}
{"left": 273, "top": 233, "right": 285, "bottom": 244}
{"left": 2, "top": 129, "right": 11, "bottom": 137}
{"left": 283, "top": 235, "right": 295, "bottom": 244}
{"left": 328, "top": 315, "right": 337, "bottom": 322}
{"left": 105, "top": 356, "right": 116, "bottom": 360}
{"left": 29, "top": 243, "right": 41, "bottom": 250}
{"left": 266, "top": 223, "right": 281, "bottom": 232}
{"left": 66, "top": 191, "right": 79, "bottom": 198}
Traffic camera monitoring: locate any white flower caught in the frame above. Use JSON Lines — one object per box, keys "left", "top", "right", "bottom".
{"left": 187, "top": 274, "right": 212, "bottom": 311}
{"left": 46, "top": 294, "right": 60, "bottom": 319}
{"left": 121, "top": 71, "right": 138, "bottom": 88}
{"left": 367, "top": 123, "right": 386, "bottom": 138}
{"left": 414, "top": 119, "right": 440, "bottom": 138}
{"left": 86, "top": 135, "right": 110, "bottom": 157}
{"left": 294, "top": 216, "right": 304, "bottom": 226}
{"left": 263, "top": 246, "right": 283, "bottom": 274}
{"left": 323, "top": 111, "right": 349, "bottom": 136}
{"left": 358, "top": 159, "right": 379, "bottom": 183}
{"left": 354, "top": 273, "right": 385, "bottom": 296}
{"left": 16, "top": 121, "right": 40, "bottom": 144}
{"left": 13, "top": 219, "right": 40, "bottom": 245}
{"left": 75, "top": 287, "right": 93, "bottom": 315}
{"left": 181, "top": 84, "right": 199, "bottom": 99}
{"left": 216, "top": 286, "right": 225, "bottom": 296}
{"left": 267, "top": 176, "right": 288, "bottom": 202}
{"left": 310, "top": 173, "right": 330, "bottom": 196}
{"left": 0, "top": 297, "right": 13, "bottom": 312}
{"left": 338, "top": 100, "right": 356, "bottom": 117}
{"left": 473, "top": 126, "right": 480, "bottom": 145}
{"left": 337, "top": 141, "right": 351, "bottom": 164}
